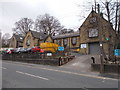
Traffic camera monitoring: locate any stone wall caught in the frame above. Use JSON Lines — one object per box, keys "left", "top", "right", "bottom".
{"left": 91, "top": 63, "right": 120, "bottom": 74}
{"left": 2, "top": 53, "right": 75, "bottom": 66}
{"left": 2, "top": 53, "right": 59, "bottom": 66}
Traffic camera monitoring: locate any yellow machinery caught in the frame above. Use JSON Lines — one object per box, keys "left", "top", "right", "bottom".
{"left": 40, "top": 42, "right": 59, "bottom": 53}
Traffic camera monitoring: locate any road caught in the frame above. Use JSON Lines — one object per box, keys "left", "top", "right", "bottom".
{"left": 2, "top": 61, "right": 119, "bottom": 88}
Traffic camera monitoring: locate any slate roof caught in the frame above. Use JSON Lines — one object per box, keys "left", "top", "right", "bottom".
{"left": 52, "top": 32, "right": 80, "bottom": 39}
{"left": 13, "top": 34, "right": 24, "bottom": 42}
{"left": 31, "top": 31, "right": 48, "bottom": 40}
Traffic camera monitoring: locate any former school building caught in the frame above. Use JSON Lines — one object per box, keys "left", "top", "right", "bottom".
{"left": 9, "top": 10, "right": 116, "bottom": 55}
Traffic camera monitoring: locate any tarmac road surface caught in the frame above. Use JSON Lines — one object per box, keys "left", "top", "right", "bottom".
{"left": 2, "top": 61, "right": 119, "bottom": 88}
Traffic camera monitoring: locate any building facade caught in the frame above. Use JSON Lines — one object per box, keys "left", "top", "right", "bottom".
{"left": 9, "top": 10, "right": 116, "bottom": 55}
{"left": 23, "top": 31, "right": 47, "bottom": 48}
{"left": 79, "top": 11, "right": 116, "bottom": 55}
{"left": 9, "top": 34, "right": 24, "bottom": 48}
{"left": 53, "top": 32, "right": 80, "bottom": 51}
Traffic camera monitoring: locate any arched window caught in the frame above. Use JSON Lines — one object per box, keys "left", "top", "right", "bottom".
{"left": 11, "top": 37, "right": 15, "bottom": 48}
{"left": 63, "top": 38, "right": 68, "bottom": 47}
{"left": 71, "top": 37, "right": 77, "bottom": 45}
{"left": 26, "top": 36, "right": 31, "bottom": 46}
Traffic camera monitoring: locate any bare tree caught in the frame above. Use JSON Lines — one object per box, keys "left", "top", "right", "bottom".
{"left": 100, "top": 0, "right": 120, "bottom": 60}
{"left": 67, "top": 29, "right": 74, "bottom": 33}
{"left": 58, "top": 28, "right": 74, "bottom": 35}
{"left": 77, "top": 1, "right": 93, "bottom": 22}
{"left": 35, "top": 13, "right": 64, "bottom": 35}
{"left": 2, "top": 33, "right": 11, "bottom": 47}
{"left": 100, "top": 0, "right": 120, "bottom": 31}
{"left": 13, "top": 18, "right": 34, "bottom": 35}
{"left": 58, "top": 29, "right": 67, "bottom": 35}
{"left": 78, "top": 0, "right": 120, "bottom": 31}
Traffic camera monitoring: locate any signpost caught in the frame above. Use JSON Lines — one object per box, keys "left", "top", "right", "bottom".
{"left": 58, "top": 47, "right": 64, "bottom": 51}
{"left": 114, "top": 49, "right": 120, "bottom": 56}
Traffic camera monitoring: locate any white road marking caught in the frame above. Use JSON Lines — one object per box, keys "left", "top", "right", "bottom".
{"left": 32, "top": 67, "right": 118, "bottom": 81}
{"left": 0, "top": 67, "right": 7, "bottom": 69}
{"left": 3, "top": 61, "right": 118, "bottom": 81}
{"left": 102, "top": 80, "right": 105, "bottom": 82}
{"left": 16, "top": 71, "right": 49, "bottom": 80}
{"left": 16, "top": 71, "right": 24, "bottom": 74}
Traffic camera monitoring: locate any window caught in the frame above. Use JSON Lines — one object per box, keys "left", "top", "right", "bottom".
{"left": 89, "top": 17, "right": 96, "bottom": 24}
{"left": 11, "top": 38, "right": 15, "bottom": 47}
{"left": 56, "top": 39, "right": 61, "bottom": 46}
{"left": 26, "top": 36, "right": 31, "bottom": 46}
{"left": 63, "top": 39, "right": 68, "bottom": 47}
{"left": 20, "top": 37, "right": 23, "bottom": 40}
{"left": 88, "top": 28, "right": 98, "bottom": 38}
{"left": 71, "top": 37, "right": 77, "bottom": 45}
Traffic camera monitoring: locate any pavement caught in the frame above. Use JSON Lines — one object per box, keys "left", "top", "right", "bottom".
{"left": 62, "top": 52, "right": 101, "bottom": 72}
{"left": 64, "top": 53, "right": 119, "bottom": 78}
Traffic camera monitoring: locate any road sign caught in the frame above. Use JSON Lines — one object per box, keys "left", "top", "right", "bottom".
{"left": 47, "top": 53, "right": 52, "bottom": 56}
{"left": 58, "top": 47, "right": 64, "bottom": 51}
{"left": 81, "top": 44, "right": 87, "bottom": 48}
{"left": 114, "top": 49, "right": 120, "bottom": 56}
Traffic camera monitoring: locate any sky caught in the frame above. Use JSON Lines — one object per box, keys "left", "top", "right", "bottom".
{"left": 0, "top": 0, "right": 95, "bottom": 37}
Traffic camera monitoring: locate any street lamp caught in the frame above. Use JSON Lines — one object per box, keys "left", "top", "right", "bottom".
{"left": 97, "top": 4, "right": 104, "bottom": 74}
{"left": 100, "top": 43, "right": 104, "bottom": 74}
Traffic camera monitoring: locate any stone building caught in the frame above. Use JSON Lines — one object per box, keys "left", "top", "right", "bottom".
{"left": 23, "top": 31, "right": 47, "bottom": 48}
{"left": 9, "top": 10, "right": 116, "bottom": 55}
{"left": 79, "top": 10, "right": 116, "bottom": 54}
{"left": 53, "top": 32, "right": 80, "bottom": 51}
{"left": 9, "top": 34, "right": 24, "bottom": 48}
{"left": 44, "top": 35, "right": 53, "bottom": 43}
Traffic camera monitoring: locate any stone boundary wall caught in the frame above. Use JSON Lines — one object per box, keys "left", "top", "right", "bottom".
{"left": 91, "top": 63, "right": 120, "bottom": 74}
{"left": 2, "top": 53, "right": 75, "bottom": 66}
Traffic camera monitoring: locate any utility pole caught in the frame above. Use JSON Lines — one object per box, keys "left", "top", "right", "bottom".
{"left": 97, "top": 4, "right": 104, "bottom": 73}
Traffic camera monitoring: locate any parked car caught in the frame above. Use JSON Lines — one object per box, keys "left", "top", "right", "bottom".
{"left": 1, "top": 48, "right": 8, "bottom": 54}
{"left": 26, "top": 48, "right": 32, "bottom": 53}
{"left": 22, "top": 48, "right": 32, "bottom": 53}
{"left": 40, "top": 49, "right": 44, "bottom": 53}
{"left": 13, "top": 48, "right": 22, "bottom": 53}
{"left": 6, "top": 48, "right": 14, "bottom": 54}
{"left": 31, "top": 46, "right": 41, "bottom": 52}
{"left": 19, "top": 48, "right": 26, "bottom": 53}
{"left": 12, "top": 48, "right": 18, "bottom": 53}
